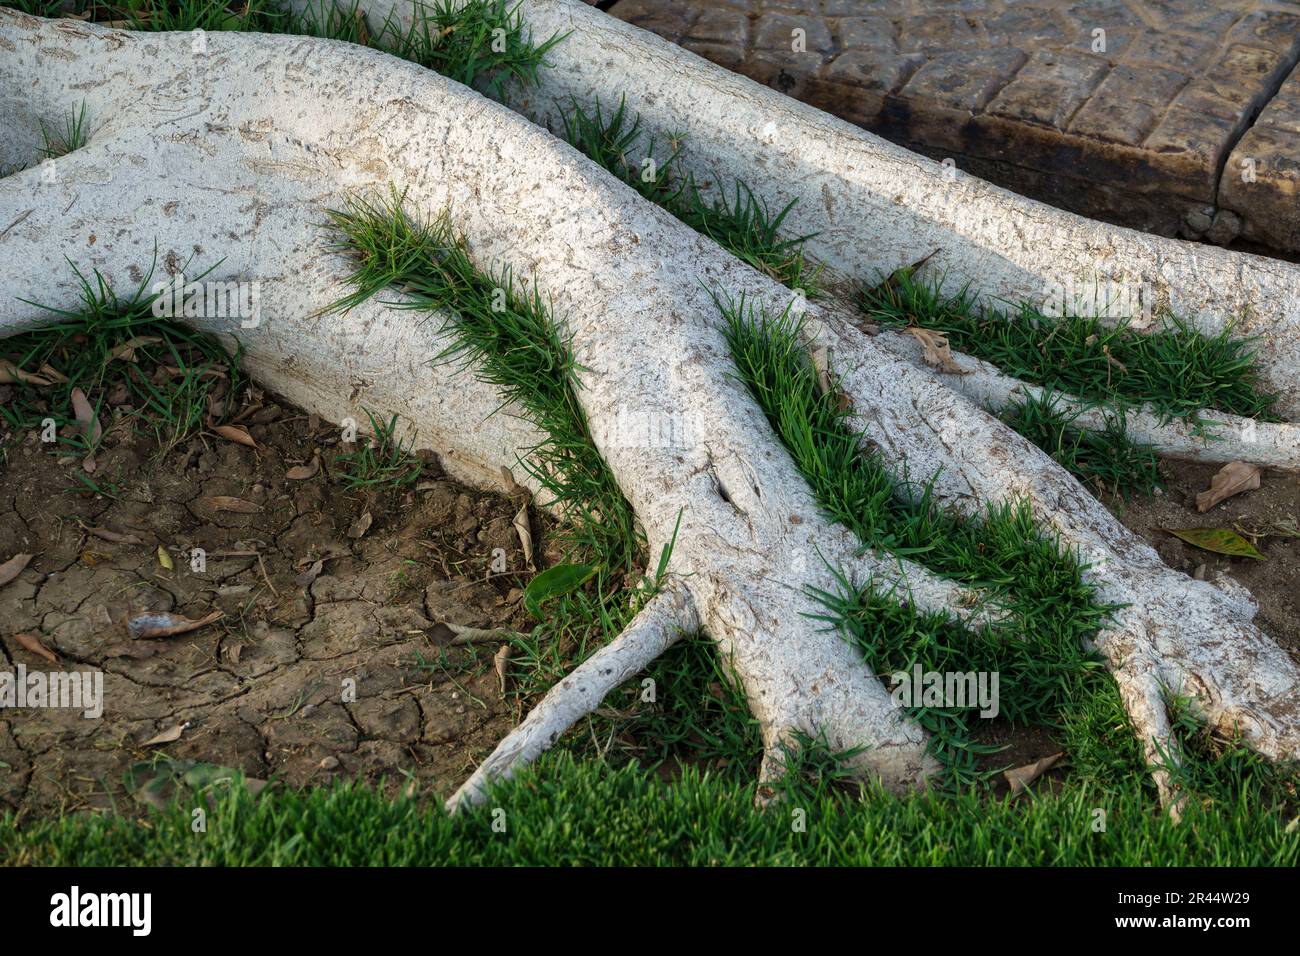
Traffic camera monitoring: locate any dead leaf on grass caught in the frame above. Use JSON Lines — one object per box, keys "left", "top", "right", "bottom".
{"left": 108, "top": 336, "right": 161, "bottom": 362}
{"left": 0, "top": 358, "right": 54, "bottom": 386}
{"left": 1196, "top": 461, "right": 1261, "bottom": 512}
{"left": 1005, "top": 752, "right": 1064, "bottom": 795}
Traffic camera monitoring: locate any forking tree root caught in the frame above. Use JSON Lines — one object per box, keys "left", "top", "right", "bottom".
{"left": 3, "top": 11, "right": 1298, "bottom": 815}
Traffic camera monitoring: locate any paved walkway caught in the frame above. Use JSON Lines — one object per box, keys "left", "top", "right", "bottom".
{"left": 607, "top": 0, "right": 1300, "bottom": 254}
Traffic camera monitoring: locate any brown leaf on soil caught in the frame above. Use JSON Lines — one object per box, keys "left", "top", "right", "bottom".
{"left": 211, "top": 424, "right": 257, "bottom": 449}
{"left": 208, "top": 496, "right": 261, "bottom": 514}
{"left": 285, "top": 454, "right": 320, "bottom": 481}
{"left": 141, "top": 722, "right": 189, "bottom": 747}
{"left": 1196, "top": 461, "right": 1261, "bottom": 513}
{"left": 348, "top": 510, "right": 373, "bottom": 539}
{"left": 1005, "top": 752, "right": 1064, "bottom": 795}
{"left": 0, "top": 358, "right": 54, "bottom": 386}
{"left": 84, "top": 525, "right": 144, "bottom": 546}
{"left": 0, "top": 552, "right": 33, "bottom": 588}
{"left": 14, "top": 632, "right": 59, "bottom": 665}
{"left": 513, "top": 502, "right": 534, "bottom": 569}
{"left": 127, "top": 609, "right": 223, "bottom": 639}
{"left": 906, "top": 327, "right": 968, "bottom": 375}
{"left": 70, "top": 387, "right": 103, "bottom": 447}
{"left": 294, "top": 558, "right": 326, "bottom": 589}
{"left": 494, "top": 644, "right": 511, "bottom": 697}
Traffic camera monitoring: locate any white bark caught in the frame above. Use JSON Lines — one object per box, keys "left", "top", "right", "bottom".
{"left": 446, "top": 580, "right": 697, "bottom": 812}
{"left": 3, "top": 11, "right": 1298, "bottom": 806}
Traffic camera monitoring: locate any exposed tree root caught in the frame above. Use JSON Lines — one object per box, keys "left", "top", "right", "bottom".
{"left": 3, "top": 11, "right": 1299, "bottom": 814}
{"left": 447, "top": 580, "right": 698, "bottom": 811}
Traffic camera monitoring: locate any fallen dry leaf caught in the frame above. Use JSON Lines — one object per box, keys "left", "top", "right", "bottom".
{"left": 211, "top": 424, "right": 257, "bottom": 449}
{"left": 208, "top": 496, "right": 261, "bottom": 514}
{"left": 348, "top": 510, "right": 373, "bottom": 539}
{"left": 14, "top": 632, "right": 58, "bottom": 665}
{"left": 1005, "top": 752, "right": 1064, "bottom": 795}
{"left": 127, "top": 609, "right": 223, "bottom": 640}
{"left": 108, "top": 335, "right": 161, "bottom": 363}
{"left": 494, "top": 644, "right": 511, "bottom": 697}
{"left": 141, "top": 722, "right": 189, "bottom": 747}
{"left": 0, "top": 552, "right": 33, "bottom": 588}
{"left": 285, "top": 454, "right": 320, "bottom": 481}
{"left": 294, "top": 558, "right": 326, "bottom": 589}
{"left": 907, "top": 327, "right": 968, "bottom": 375}
{"left": 85, "top": 526, "right": 145, "bottom": 546}
{"left": 1196, "top": 460, "right": 1261, "bottom": 513}
{"left": 156, "top": 545, "right": 174, "bottom": 571}
{"left": 513, "top": 502, "right": 534, "bottom": 569}
{"left": 70, "top": 387, "right": 103, "bottom": 447}
{"left": 0, "top": 358, "right": 53, "bottom": 386}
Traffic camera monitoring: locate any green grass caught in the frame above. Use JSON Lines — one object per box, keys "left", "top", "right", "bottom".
{"left": 1002, "top": 390, "right": 1162, "bottom": 499}
{"left": 3, "top": 746, "right": 1296, "bottom": 866}
{"left": 325, "top": 188, "right": 640, "bottom": 581}
{"left": 1, "top": 256, "right": 244, "bottom": 460}
{"left": 719, "top": 294, "right": 1125, "bottom": 784}
{"left": 557, "top": 97, "right": 821, "bottom": 294}
{"left": 337, "top": 407, "right": 422, "bottom": 491}
{"left": 859, "top": 268, "right": 1279, "bottom": 425}
{"left": 7, "top": 0, "right": 566, "bottom": 102}
{"left": 37, "top": 99, "right": 89, "bottom": 159}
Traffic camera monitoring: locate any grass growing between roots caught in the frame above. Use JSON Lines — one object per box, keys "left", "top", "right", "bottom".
{"left": 720, "top": 296, "right": 1126, "bottom": 786}
{"left": 0, "top": 258, "right": 245, "bottom": 467}
{"left": 860, "top": 267, "right": 1279, "bottom": 425}
{"left": 557, "top": 97, "right": 822, "bottom": 294}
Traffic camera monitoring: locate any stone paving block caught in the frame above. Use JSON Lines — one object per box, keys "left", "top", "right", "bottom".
{"left": 608, "top": 0, "right": 1300, "bottom": 250}
{"left": 1222, "top": 68, "right": 1300, "bottom": 249}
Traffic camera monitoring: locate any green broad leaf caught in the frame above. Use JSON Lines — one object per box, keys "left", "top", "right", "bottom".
{"left": 525, "top": 563, "right": 597, "bottom": 616}
{"left": 1160, "top": 527, "right": 1265, "bottom": 560}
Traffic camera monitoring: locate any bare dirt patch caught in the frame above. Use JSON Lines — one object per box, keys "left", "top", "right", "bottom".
{"left": 0, "top": 384, "right": 548, "bottom": 819}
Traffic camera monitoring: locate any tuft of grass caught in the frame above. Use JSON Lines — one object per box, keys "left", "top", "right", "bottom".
{"left": 37, "top": 100, "right": 89, "bottom": 159}
{"left": 859, "top": 268, "right": 1279, "bottom": 425}
{"left": 337, "top": 408, "right": 422, "bottom": 491}
{"left": 557, "top": 96, "right": 821, "bottom": 294}
{"left": 2, "top": 255, "right": 245, "bottom": 460}
{"left": 324, "top": 188, "right": 640, "bottom": 581}
{"left": 1002, "top": 390, "right": 1161, "bottom": 499}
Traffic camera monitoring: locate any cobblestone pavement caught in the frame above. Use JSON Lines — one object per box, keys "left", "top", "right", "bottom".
{"left": 606, "top": 0, "right": 1300, "bottom": 254}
